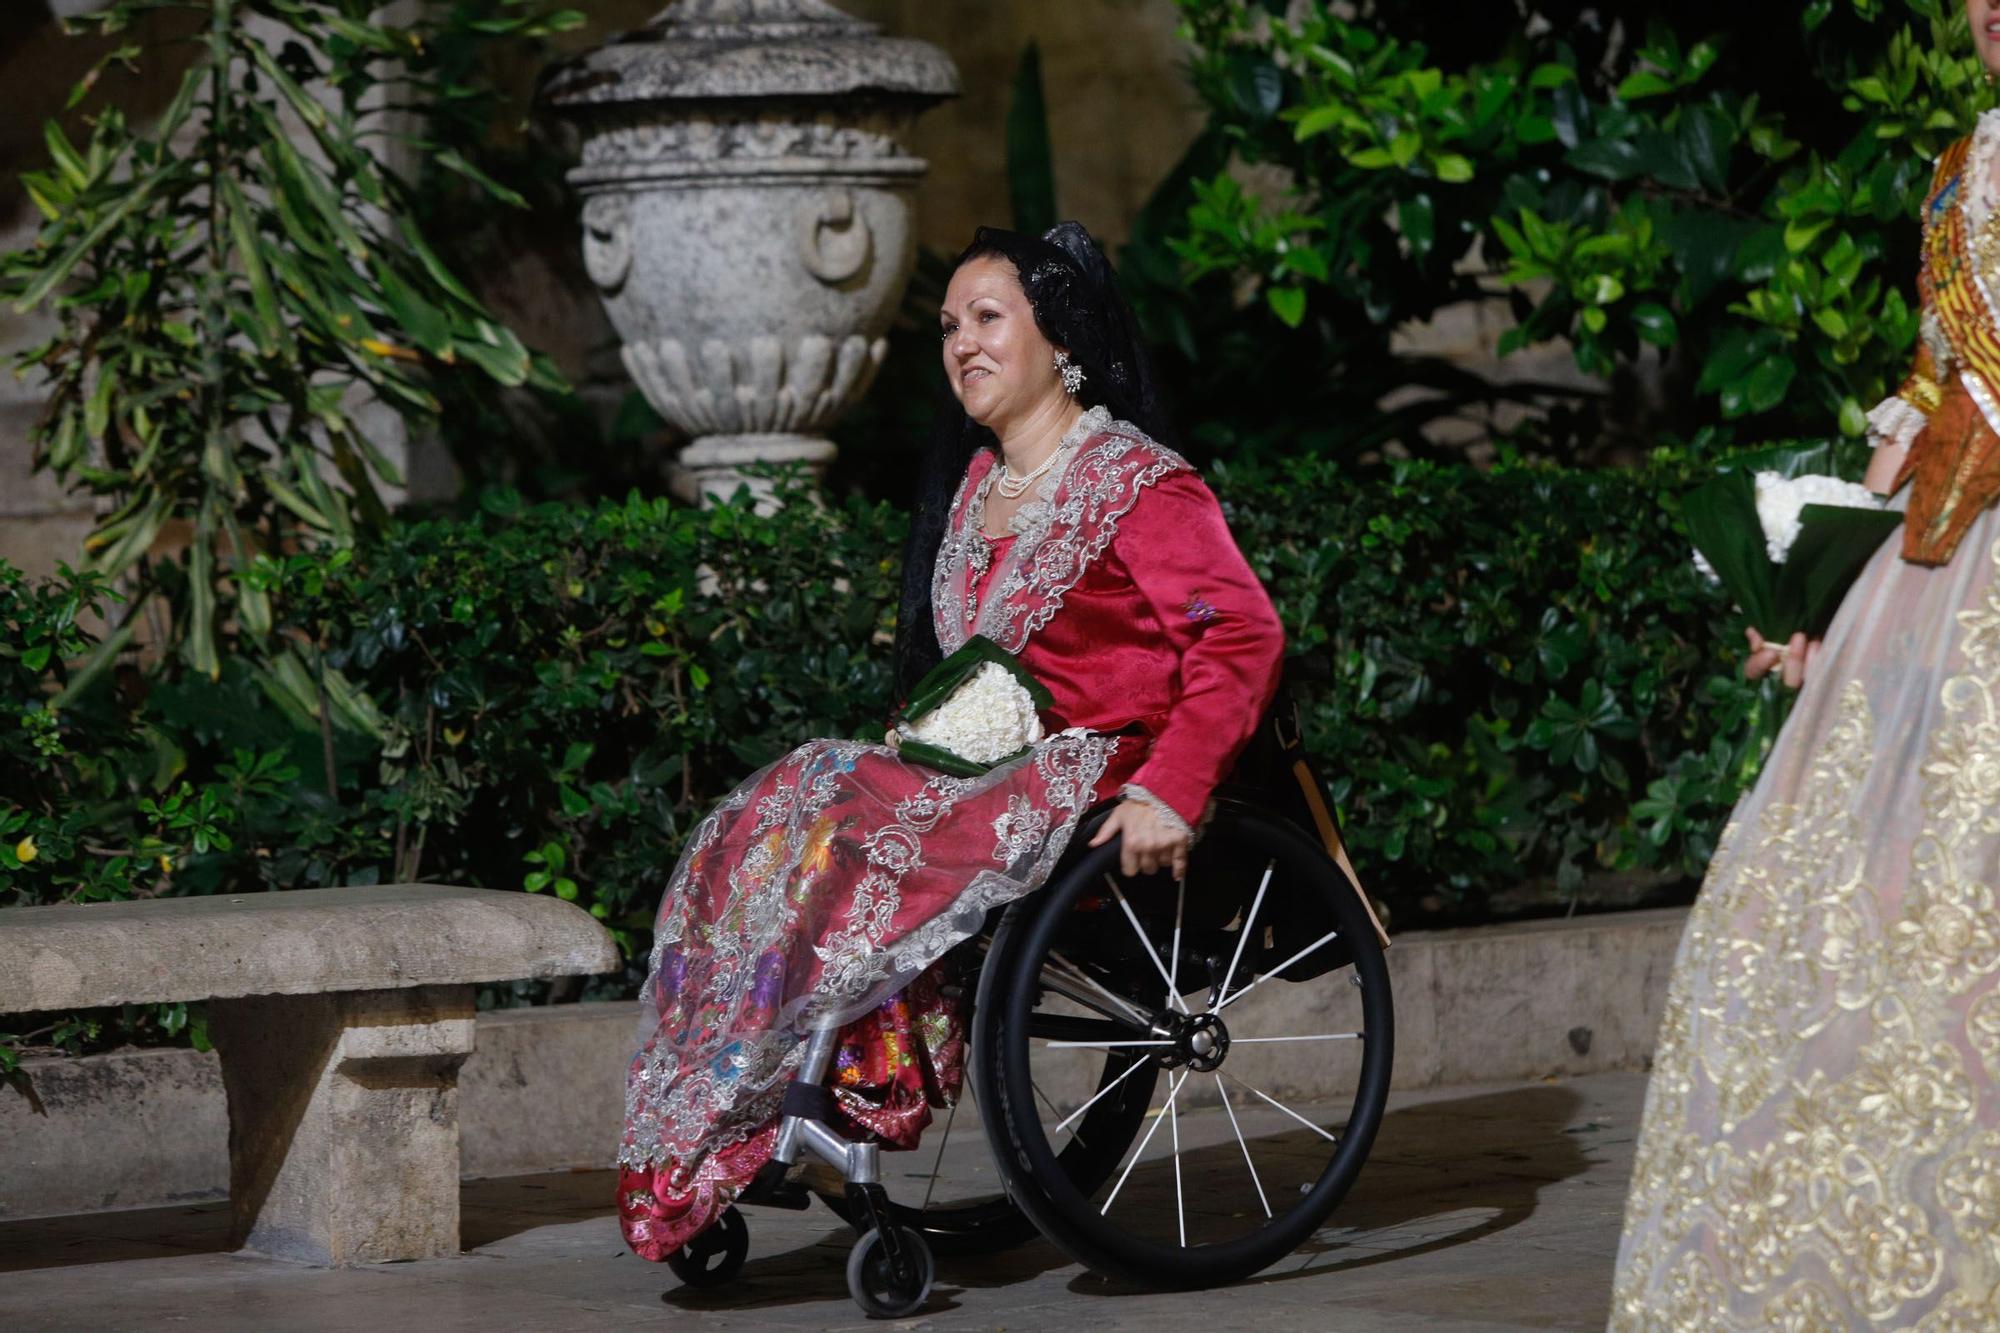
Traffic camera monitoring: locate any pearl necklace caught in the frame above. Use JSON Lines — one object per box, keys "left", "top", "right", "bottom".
{"left": 994, "top": 442, "right": 1068, "bottom": 499}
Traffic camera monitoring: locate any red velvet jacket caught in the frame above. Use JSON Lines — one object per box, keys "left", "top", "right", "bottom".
{"left": 934, "top": 407, "right": 1286, "bottom": 828}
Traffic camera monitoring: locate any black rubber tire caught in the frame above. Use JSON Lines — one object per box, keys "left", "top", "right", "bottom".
{"left": 845, "top": 1226, "right": 936, "bottom": 1319}
{"left": 982, "top": 808, "right": 1395, "bottom": 1289}
{"left": 664, "top": 1204, "right": 748, "bottom": 1288}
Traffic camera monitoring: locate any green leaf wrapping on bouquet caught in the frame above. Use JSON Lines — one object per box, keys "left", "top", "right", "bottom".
{"left": 1780, "top": 504, "right": 1904, "bottom": 637}
{"left": 1710, "top": 440, "right": 1838, "bottom": 481}
{"left": 893, "top": 737, "right": 1031, "bottom": 778}
{"left": 1683, "top": 471, "right": 1781, "bottom": 633}
{"left": 1683, "top": 441, "right": 1899, "bottom": 641}
{"left": 898, "top": 634, "right": 1053, "bottom": 724}
{"left": 891, "top": 635, "right": 1052, "bottom": 776}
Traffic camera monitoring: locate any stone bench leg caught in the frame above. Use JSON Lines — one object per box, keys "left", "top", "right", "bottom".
{"left": 207, "top": 985, "right": 476, "bottom": 1265}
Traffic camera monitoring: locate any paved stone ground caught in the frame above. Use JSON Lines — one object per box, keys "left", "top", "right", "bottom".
{"left": 0, "top": 1070, "right": 1643, "bottom": 1332}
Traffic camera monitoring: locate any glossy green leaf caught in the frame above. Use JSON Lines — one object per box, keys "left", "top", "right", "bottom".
{"left": 1267, "top": 284, "right": 1307, "bottom": 327}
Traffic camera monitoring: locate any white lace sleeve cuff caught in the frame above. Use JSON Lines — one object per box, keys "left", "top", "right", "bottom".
{"left": 1865, "top": 395, "right": 1927, "bottom": 452}
{"left": 1119, "top": 783, "right": 1195, "bottom": 840}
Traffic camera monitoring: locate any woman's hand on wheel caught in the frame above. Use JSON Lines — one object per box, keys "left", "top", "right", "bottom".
{"left": 1088, "top": 799, "right": 1191, "bottom": 881}
{"left": 1744, "top": 627, "right": 1818, "bottom": 690}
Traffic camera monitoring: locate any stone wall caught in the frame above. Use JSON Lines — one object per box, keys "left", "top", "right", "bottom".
{"left": 0, "top": 907, "right": 1686, "bottom": 1221}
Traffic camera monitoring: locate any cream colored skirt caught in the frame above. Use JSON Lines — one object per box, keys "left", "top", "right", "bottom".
{"left": 1610, "top": 507, "right": 2000, "bottom": 1330}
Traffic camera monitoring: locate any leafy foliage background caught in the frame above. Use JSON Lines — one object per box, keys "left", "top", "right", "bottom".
{"left": 1149, "top": 0, "right": 1979, "bottom": 469}
{"left": 2, "top": 456, "right": 1763, "bottom": 1062}
{"left": 3, "top": 0, "right": 1982, "bottom": 1066}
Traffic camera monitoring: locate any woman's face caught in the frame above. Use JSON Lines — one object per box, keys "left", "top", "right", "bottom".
{"left": 1972, "top": 0, "right": 2000, "bottom": 78}
{"left": 939, "top": 256, "right": 1066, "bottom": 431}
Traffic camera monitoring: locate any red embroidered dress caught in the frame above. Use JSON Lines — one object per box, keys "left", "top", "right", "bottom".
{"left": 618, "top": 406, "right": 1285, "bottom": 1258}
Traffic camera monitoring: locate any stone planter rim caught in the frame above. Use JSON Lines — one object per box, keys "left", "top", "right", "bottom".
{"left": 540, "top": 2, "right": 959, "bottom": 110}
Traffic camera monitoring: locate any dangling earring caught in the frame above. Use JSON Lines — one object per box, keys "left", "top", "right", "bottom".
{"left": 1053, "top": 348, "right": 1086, "bottom": 396}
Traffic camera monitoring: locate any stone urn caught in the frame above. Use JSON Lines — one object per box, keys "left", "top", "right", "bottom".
{"left": 543, "top": 1, "right": 959, "bottom": 503}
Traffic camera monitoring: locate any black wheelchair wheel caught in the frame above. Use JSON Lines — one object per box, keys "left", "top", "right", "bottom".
{"left": 664, "top": 1204, "right": 749, "bottom": 1288}
{"left": 817, "top": 940, "right": 1159, "bottom": 1257}
{"left": 845, "top": 1224, "right": 936, "bottom": 1317}
{"left": 980, "top": 807, "right": 1394, "bottom": 1288}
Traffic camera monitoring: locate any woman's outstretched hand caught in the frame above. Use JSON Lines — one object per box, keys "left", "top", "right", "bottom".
{"left": 1089, "top": 798, "right": 1191, "bottom": 881}
{"left": 1744, "top": 626, "right": 1819, "bottom": 690}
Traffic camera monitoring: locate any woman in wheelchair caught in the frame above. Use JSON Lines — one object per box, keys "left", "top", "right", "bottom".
{"left": 618, "top": 222, "right": 1392, "bottom": 1316}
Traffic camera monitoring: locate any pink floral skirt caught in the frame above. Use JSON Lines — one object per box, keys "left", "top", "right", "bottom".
{"left": 616, "top": 732, "right": 1128, "bottom": 1258}
{"left": 619, "top": 970, "right": 966, "bottom": 1259}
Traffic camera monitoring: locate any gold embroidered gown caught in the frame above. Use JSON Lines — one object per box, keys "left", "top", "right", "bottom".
{"left": 1609, "top": 117, "right": 2000, "bottom": 1329}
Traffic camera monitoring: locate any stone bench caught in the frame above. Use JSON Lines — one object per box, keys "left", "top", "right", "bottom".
{"left": 0, "top": 884, "right": 618, "bottom": 1266}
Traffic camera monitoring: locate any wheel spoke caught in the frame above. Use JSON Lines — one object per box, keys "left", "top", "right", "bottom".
{"left": 1214, "top": 1074, "right": 1271, "bottom": 1219}
{"left": 1219, "top": 1070, "right": 1341, "bottom": 1146}
{"left": 1041, "top": 1037, "right": 1175, "bottom": 1049}
{"left": 1053, "top": 1053, "right": 1147, "bottom": 1134}
{"left": 1169, "top": 1069, "right": 1186, "bottom": 1247}
{"left": 1047, "top": 950, "right": 1153, "bottom": 1028}
{"left": 1028, "top": 982, "right": 1152, "bottom": 1034}
{"left": 1166, "top": 873, "right": 1184, "bottom": 1013}
{"left": 1218, "top": 929, "right": 1340, "bottom": 1012}
{"left": 1099, "top": 1067, "right": 1188, "bottom": 1215}
{"left": 920, "top": 1097, "right": 957, "bottom": 1209}
{"left": 1106, "top": 876, "right": 1189, "bottom": 1013}
{"left": 1031, "top": 1078, "right": 1084, "bottom": 1149}
{"left": 1230, "top": 1032, "right": 1362, "bottom": 1044}
{"left": 1213, "top": 861, "right": 1274, "bottom": 1011}
{"left": 1027, "top": 1013, "right": 1148, "bottom": 1043}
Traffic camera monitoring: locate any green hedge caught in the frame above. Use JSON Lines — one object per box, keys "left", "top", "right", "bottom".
{"left": 1213, "top": 453, "right": 1770, "bottom": 907}
{"left": 3, "top": 461, "right": 1779, "bottom": 1064}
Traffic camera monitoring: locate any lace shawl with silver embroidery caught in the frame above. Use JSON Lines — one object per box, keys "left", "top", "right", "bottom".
{"left": 931, "top": 406, "right": 1192, "bottom": 655}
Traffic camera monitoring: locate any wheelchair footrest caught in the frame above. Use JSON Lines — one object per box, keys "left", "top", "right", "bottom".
{"left": 736, "top": 1158, "right": 812, "bottom": 1211}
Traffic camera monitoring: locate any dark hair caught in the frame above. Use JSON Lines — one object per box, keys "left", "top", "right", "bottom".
{"left": 892, "top": 223, "right": 1175, "bottom": 698}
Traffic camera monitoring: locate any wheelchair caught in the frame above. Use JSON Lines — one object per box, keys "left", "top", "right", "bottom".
{"left": 660, "top": 686, "right": 1396, "bottom": 1318}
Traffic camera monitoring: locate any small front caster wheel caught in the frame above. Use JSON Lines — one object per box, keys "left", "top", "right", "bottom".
{"left": 845, "top": 1225, "right": 935, "bottom": 1318}
{"left": 666, "top": 1205, "right": 748, "bottom": 1289}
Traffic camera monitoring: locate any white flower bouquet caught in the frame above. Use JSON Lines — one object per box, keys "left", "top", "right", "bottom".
{"left": 893, "top": 635, "right": 1051, "bottom": 776}
{"left": 1682, "top": 442, "right": 1902, "bottom": 640}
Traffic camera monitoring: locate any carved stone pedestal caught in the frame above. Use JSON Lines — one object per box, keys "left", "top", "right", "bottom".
{"left": 544, "top": 1, "right": 958, "bottom": 503}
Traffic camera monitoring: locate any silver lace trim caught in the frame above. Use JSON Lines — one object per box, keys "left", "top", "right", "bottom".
{"left": 932, "top": 405, "right": 1192, "bottom": 656}
{"left": 1864, "top": 395, "right": 1927, "bottom": 452}
{"left": 1118, "top": 782, "right": 1194, "bottom": 839}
